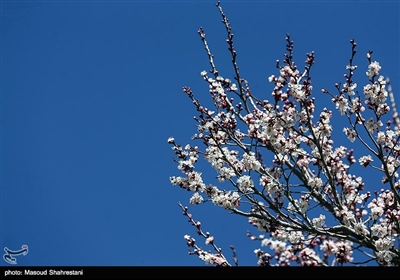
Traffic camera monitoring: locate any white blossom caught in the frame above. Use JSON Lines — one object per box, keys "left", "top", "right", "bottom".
{"left": 237, "top": 175, "right": 254, "bottom": 193}
{"left": 335, "top": 95, "right": 349, "bottom": 115}
{"left": 359, "top": 155, "right": 373, "bottom": 167}
{"left": 375, "top": 237, "right": 394, "bottom": 251}
{"left": 312, "top": 214, "right": 326, "bottom": 228}
{"left": 376, "top": 250, "right": 395, "bottom": 264}
{"left": 242, "top": 152, "right": 261, "bottom": 172}
{"left": 189, "top": 192, "right": 204, "bottom": 205}
{"left": 366, "top": 61, "right": 381, "bottom": 77}
{"left": 288, "top": 197, "right": 309, "bottom": 214}
{"left": 343, "top": 127, "right": 357, "bottom": 142}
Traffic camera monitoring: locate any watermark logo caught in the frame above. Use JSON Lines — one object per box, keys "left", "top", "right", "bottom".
{"left": 3, "top": 245, "right": 28, "bottom": 265}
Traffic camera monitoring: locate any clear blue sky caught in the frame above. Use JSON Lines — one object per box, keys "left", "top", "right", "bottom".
{"left": 1, "top": 0, "right": 399, "bottom": 266}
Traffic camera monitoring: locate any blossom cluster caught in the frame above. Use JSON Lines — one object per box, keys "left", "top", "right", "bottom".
{"left": 169, "top": 2, "right": 399, "bottom": 266}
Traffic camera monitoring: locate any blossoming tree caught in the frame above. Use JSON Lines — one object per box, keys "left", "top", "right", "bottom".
{"left": 168, "top": 2, "right": 399, "bottom": 266}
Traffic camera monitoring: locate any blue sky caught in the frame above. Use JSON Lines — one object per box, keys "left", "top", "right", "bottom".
{"left": 1, "top": 0, "right": 399, "bottom": 266}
